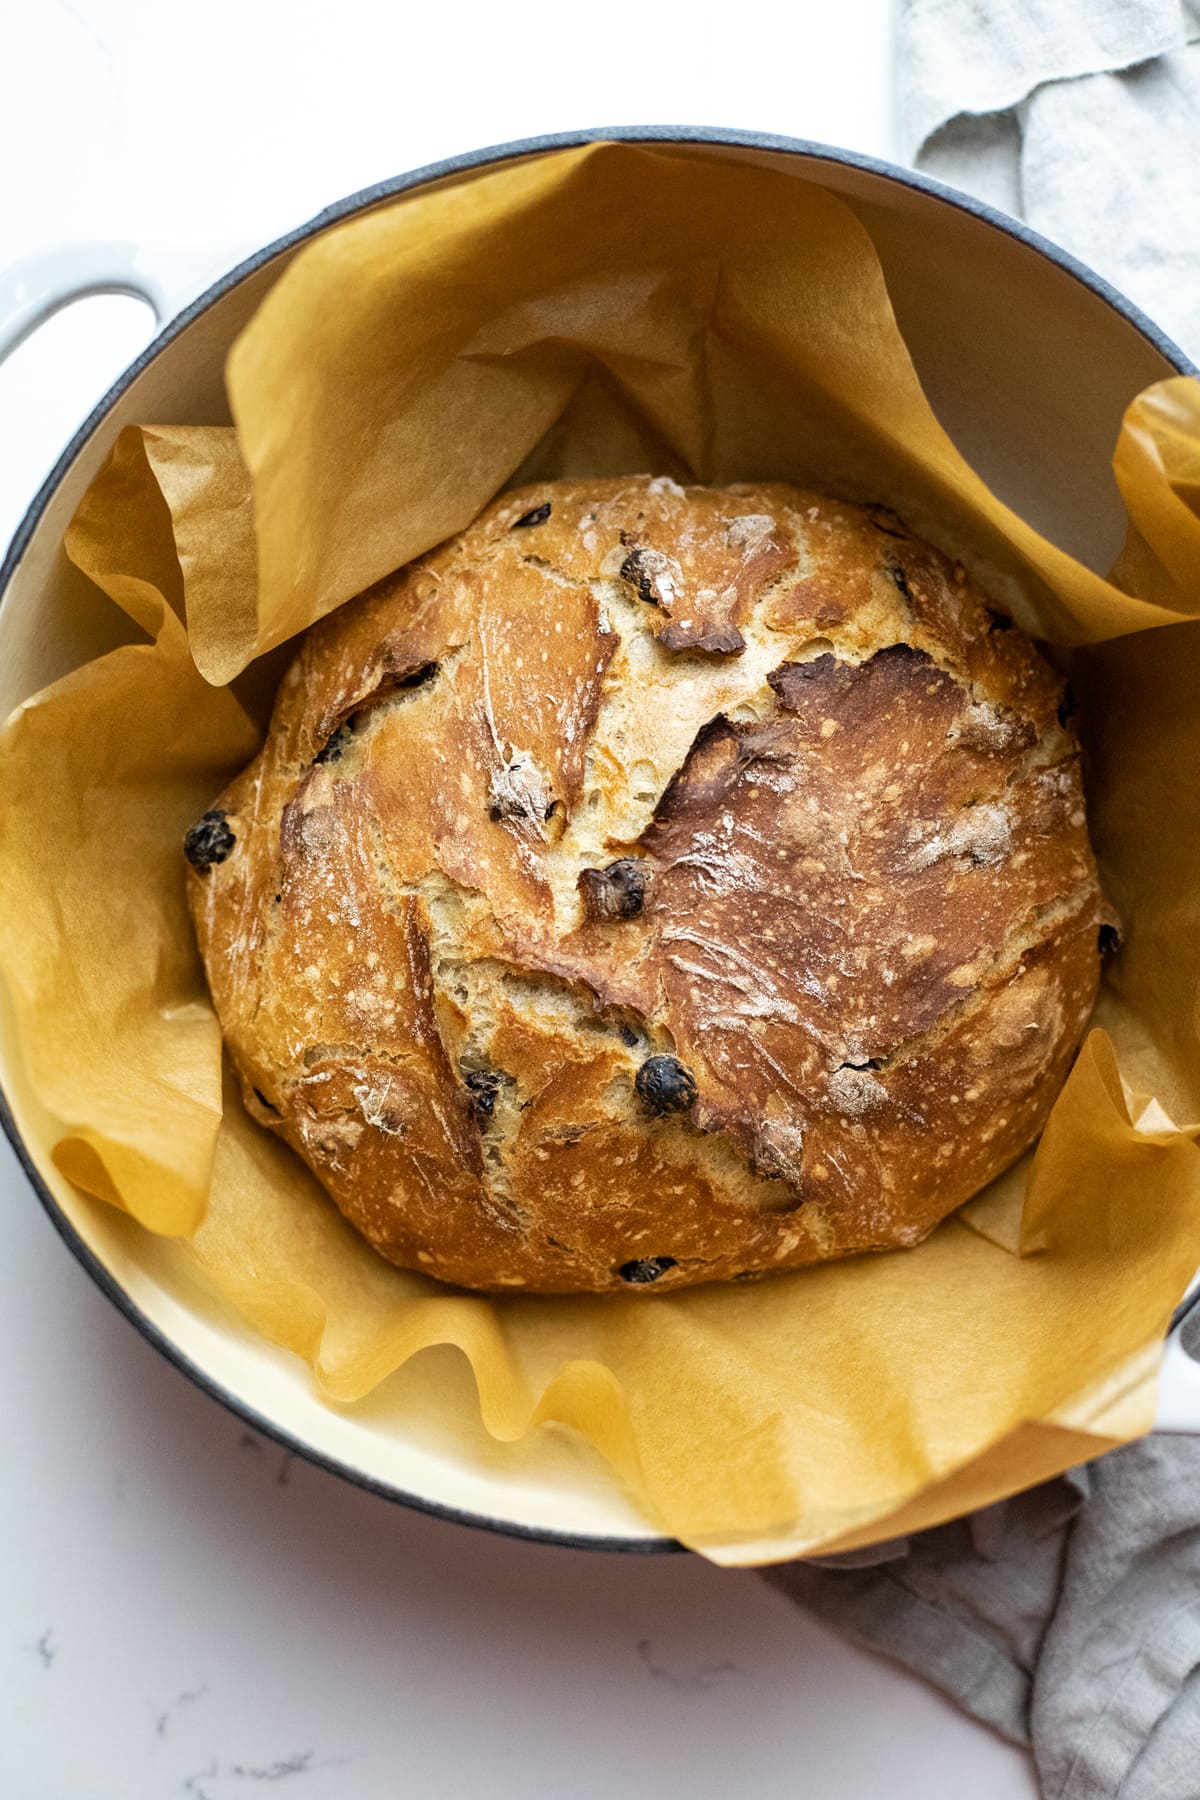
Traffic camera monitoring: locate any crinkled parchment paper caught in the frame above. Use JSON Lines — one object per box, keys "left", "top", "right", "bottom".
{"left": 3, "top": 143, "right": 1200, "bottom": 1565}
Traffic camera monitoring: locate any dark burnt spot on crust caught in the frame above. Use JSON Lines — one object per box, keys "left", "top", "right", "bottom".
{"left": 617, "top": 1256, "right": 677, "bottom": 1284}
{"left": 986, "top": 608, "right": 1013, "bottom": 633}
{"left": 767, "top": 654, "right": 844, "bottom": 707}
{"left": 251, "top": 1087, "right": 281, "bottom": 1115}
{"left": 648, "top": 712, "right": 795, "bottom": 829}
{"left": 767, "top": 644, "right": 937, "bottom": 722}
{"left": 649, "top": 714, "right": 738, "bottom": 822}
{"left": 657, "top": 622, "right": 746, "bottom": 656}
{"left": 635, "top": 1055, "right": 698, "bottom": 1116}
{"left": 511, "top": 502, "right": 551, "bottom": 529}
{"left": 578, "top": 858, "right": 647, "bottom": 921}
{"left": 1098, "top": 922, "right": 1122, "bottom": 957}
{"left": 184, "top": 810, "right": 235, "bottom": 871}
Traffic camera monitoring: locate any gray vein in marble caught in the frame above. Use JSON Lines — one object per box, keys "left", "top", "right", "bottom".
{"left": 182, "top": 1750, "right": 355, "bottom": 1794}
{"left": 26, "top": 1628, "right": 55, "bottom": 1669}
{"left": 636, "top": 1638, "right": 743, "bottom": 1694}
{"left": 151, "top": 1680, "right": 208, "bottom": 1739}
{"left": 233, "top": 1752, "right": 317, "bottom": 1779}
{"left": 183, "top": 1758, "right": 220, "bottom": 1799}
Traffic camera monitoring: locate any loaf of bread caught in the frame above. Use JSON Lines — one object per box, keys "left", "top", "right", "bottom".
{"left": 187, "top": 477, "right": 1109, "bottom": 1293}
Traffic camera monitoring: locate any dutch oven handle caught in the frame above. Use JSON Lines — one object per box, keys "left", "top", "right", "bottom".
{"left": 0, "top": 241, "right": 246, "bottom": 362}
{"left": 0, "top": 244, "right": 172, "bottom": 360}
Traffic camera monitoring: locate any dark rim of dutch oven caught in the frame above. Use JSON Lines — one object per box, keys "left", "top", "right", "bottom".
{"left": 1, "top": 124, "right": 1197, "bottom": 1558}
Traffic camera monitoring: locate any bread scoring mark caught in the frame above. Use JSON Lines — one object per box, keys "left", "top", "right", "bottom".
{"left": 865, "top": 504, "right": 908, "bottom": 540}
{"left": 471, "top": 553, "right": 617, "bottom": 846}
{"left": 518, "top": 554, "right": 578, "bottom": 587}
{"left": 237, "top": 779, "right": 547, "bottom": 1243}
{"left": 546, "top": 570, "right": 797, "bottom": 929}
{"left": 301, "top": 623, "right": 452, "bottom": 768}
{"left": 312, "top": 660, "right": 442, "bottom": 767}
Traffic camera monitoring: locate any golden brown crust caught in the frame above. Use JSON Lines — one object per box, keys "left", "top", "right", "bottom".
{"left": 188, "top": 477, "right": 1105, "bottom": 1293}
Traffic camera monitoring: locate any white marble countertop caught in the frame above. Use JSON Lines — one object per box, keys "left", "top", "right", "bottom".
{"left": 0, "top": 4, "right": 1038, "bottom": 1793}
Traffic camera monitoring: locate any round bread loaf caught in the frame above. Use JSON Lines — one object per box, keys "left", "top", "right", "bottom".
{"left": 187, "top": 477, "right": 1108, "bottom": 1293}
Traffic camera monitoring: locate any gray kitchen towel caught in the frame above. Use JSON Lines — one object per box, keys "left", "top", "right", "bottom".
{"left": 765, "top": 1436, "right": 1200, "bottom": 1797}
{"left": 761, "top": 7, "right": 1200, "bottom": 1795}
{"left": 898, "top": 0, "right": 1200, "bottom": 359}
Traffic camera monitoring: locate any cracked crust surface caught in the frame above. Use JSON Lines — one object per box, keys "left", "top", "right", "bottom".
{"left": 188, "top": 477, "right": 1107, "bottom": 1293}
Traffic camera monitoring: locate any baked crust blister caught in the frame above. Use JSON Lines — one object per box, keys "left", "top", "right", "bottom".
{"left": 187, "top": 477, "right": 1107, "bottom": 1293}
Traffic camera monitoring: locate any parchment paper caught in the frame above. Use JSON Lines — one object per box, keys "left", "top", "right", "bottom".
{"left": 3, "top": 142, "right": 1200, "bottom": 1564}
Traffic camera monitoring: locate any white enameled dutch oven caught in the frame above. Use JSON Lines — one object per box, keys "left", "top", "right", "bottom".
{"left": 3, "top": 127, "right": 1199, "bottom": 1551}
